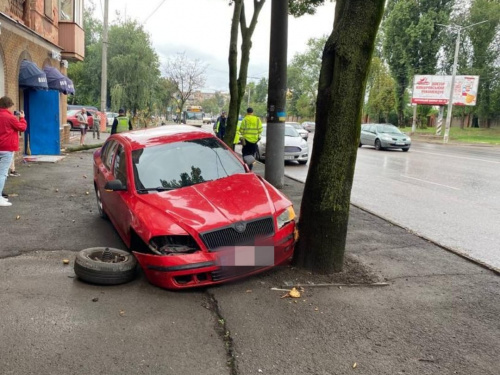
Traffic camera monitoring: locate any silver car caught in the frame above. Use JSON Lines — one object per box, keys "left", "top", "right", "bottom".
{"left": 256, "top": 124, "right": 309, "bottom": 164}
{"left": 287, "top": 122, "right": 309, "bottom": 140}
{"left": 359, "top": 123, "right": 411, "bottom": 152}
{"left": 302, "top": 121, "right": 315, "bottom": 132}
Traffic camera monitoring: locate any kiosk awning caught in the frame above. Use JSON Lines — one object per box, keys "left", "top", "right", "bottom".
{"left": 64, "top": 77, "right": 75, "bottom": 95}
{"left": 43, "top": 66, "right": 69, "bottom": 93}
{"left": 19, "top": 60, "right": 48, "bottom": 90}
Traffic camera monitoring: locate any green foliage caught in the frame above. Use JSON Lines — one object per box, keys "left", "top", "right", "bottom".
{"left": 67, "top": 4, "right": 164, "bottom": 114}
{"left": 365, "top": 57, "right": 396, "bottom": 122}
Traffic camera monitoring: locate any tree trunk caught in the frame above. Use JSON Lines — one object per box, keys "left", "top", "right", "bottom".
{"left": 293, "top": 0, "right": 385, "bottom": 274}
{"left": 225, "top": 0, "right": 265, "bottom": 147}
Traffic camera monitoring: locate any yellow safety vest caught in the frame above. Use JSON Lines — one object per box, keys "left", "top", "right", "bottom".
{"left": 240, "top": 115, "right": 262, "bottom": 143}
{"left": 116, "top": 116, "right": 130, "bottom": 133}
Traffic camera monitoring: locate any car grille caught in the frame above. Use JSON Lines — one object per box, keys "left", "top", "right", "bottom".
{"left": 285, "top": 146, "right": 301, "bottom": 153}
{"left": 212, "top": 266, "right": 265, "bottom": 281}
{"left": 200, "top": 217, "right": 275, "bottom": 251}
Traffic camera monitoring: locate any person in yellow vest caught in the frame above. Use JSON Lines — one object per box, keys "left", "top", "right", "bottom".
{"left": 240, "top": 108, "right": 262, "bottom": 170}
{"left": 111, "top": 108, "right": 133, "bottom": 135}
{"left": 232, "top": 116, "right": 242, "bottom": 151}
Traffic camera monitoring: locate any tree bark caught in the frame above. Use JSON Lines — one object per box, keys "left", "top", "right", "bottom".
{"left": 293, "top": 0, "right": 385, "bottom": 274}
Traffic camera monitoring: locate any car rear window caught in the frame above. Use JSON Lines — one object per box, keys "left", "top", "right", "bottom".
{"left": 132, "top": 137, "right": 245, "bottom": 190}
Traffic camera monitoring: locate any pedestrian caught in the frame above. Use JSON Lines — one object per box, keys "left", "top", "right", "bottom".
{"left": 9, "top": 154, "right": 20, "bottom": 177}
{"left": 0, "top": 96, "right": 27, "bottom": 207}
{"left": 240, "top": 107, "right": 262, "bottom": 170}
{"left": 76, "top": 107, "right": 88, "bottom": 146}
{"left": 232, "top": 116, "right": 242, "bottom": 151}
{"left": 214, "top": 111, "right": 227, "bottom": 140}
{"left": 111, "top": 108, "right": 133, "bottom": 135}
{"left": 92, "top": 112, "right": 101, "bottom": 140}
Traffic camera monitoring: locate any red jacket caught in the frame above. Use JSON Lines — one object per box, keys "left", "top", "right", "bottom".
{"left": 0, "top": 108, "right": 27, "bottom": 152}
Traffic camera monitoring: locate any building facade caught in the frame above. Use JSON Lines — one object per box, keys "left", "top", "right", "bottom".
{"left": 0, "top": 0, "right": 84, "bottom": 157}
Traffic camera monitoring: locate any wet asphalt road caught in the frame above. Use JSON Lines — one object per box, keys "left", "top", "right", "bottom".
{"left": 284, "top": 135, "right": 500, "bottom": 272}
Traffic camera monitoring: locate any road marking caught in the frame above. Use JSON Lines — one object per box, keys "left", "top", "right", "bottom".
{"left": 400, "top": 175, "right": 460, "bottom": 190}
{"left": 411, "top": 150, "right": 500, "bottom": 165}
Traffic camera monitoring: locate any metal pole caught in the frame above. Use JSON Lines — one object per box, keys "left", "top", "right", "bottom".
{"left": 411, "top": 104, "right": 417, "bottom": 134}
{"left": 265, "top": 0, "right": 288, "bottom": 188}
{"left": 100, "top": 0, "right": 109, "bottom": 114}
{"left": 443, "top": 28, "right": 460, "bottom": 143}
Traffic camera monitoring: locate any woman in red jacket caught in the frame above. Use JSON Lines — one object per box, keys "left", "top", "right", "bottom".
{"left": 0, "top": 96, "right": 27, "bottom": 207}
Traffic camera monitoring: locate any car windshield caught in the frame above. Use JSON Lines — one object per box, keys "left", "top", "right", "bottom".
{"left": 376, "top": 125, "right": 402, "bottom": 134}
{"left": 285, "top": 125, "right": 299, "bottom": 137}
{"left": 132, "top": 137, "right": 245, "bottom": 191}
{"left": 67, "top": 109, "right": 80, "bottom": 116}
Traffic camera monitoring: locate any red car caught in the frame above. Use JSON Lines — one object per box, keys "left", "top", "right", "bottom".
{"left": 93, "top": 126, "right": 297, "bottom": 289}
{"left": 67, "top": 109, "right": 95, "bottom": 130}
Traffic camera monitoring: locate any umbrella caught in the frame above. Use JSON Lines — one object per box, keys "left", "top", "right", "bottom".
{"left": 19, "top": 60, "right": 48, "bottom": 90}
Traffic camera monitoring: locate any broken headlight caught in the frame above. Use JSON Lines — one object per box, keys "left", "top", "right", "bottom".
{"left": 148, "top": 235, "right": 200, "bottom": 255}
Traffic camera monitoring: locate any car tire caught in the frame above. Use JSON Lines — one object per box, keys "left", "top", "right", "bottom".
{"left": 359, "top": 142, "right": 362, "bottom": 148}
{"left": 298, "top": 160, "right": 307, "bottom": 165}
{"left": 74, "top": 247, "right": 137, "bottom": 285}
{"left": 402, "top": 147, "right": 410, "bottom": 152}
{"left": 95, "top": 186, "right": 108, "bottom": 219}
{"left": 67, "top": 121, "right": 74, "bottom": 130}
{"left": 375, "top": 139, "right": 383, "bottom": 150}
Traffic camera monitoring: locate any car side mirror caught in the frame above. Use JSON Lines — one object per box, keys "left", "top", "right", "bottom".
{"left": 105, "top": 179, "right": 127, "bottom": 191}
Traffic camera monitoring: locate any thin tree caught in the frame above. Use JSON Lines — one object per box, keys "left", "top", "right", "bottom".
{"left": 164, "top": 52, "right": 207, "bottom": 116}
{"left": 293, "top": 0, "right": 385, "bottom": 273}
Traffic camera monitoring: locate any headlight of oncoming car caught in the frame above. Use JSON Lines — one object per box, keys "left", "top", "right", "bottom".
{"left": 381, "top": 135, "right": 392, "bottom": 141}
{"left": 277, "top": 206, "right": 296, "bottom": 229}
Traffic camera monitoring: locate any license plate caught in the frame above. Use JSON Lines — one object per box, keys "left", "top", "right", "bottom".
{"left": 284, "top": 155, "right": 295, "bottom": 160}
{"left": 396, "top": 142, "right": 405, "bottom": 145}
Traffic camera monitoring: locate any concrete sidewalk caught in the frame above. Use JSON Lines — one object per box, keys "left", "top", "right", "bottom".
{"left": 0, "top": 138, "right": 498, "bottom": 375}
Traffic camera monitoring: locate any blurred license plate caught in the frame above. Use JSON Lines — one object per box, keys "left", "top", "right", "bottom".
{"left": 396, "top": 142, "right": 404, "bottom": 145}
{"left": 284, "top": 155, "right": 295, "bottom": 160}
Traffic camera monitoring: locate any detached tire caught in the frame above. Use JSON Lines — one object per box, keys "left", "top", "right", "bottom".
{"left": 74, "top": 247, "right": 137, "bottom": 285}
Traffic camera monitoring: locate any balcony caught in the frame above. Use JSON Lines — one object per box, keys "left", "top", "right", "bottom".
{"left": 58, "top": 22, "right": 84, "bottom": 61}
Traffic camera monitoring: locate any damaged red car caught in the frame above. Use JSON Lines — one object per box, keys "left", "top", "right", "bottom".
{"left": 93, "top": 126, "right": 297, "bottom": 289}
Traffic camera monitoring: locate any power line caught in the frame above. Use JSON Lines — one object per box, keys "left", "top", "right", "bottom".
{"left": 142, "top": 0, "right": 167, "bottom": 24}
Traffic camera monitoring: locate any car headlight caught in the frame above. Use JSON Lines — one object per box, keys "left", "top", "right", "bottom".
{"left": 277, "top": 206, "right": 296, "bottom": 229}
{"left": 381, "top": 135, "right": 392, "bottom": 141}
{"left": 406, "top": 137, "right": 411, "bottom": 142}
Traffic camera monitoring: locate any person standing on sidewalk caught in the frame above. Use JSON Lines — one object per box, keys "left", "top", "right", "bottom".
{"left": 0, "top": 96, "right": 27, "bottom": 207}
{"left": 76, "top": 108, "right": 88, "bottom": 146}
{"left": 111, "top": 108, "right": 133, "bottom": 135}
{"left": 240, "top": 107, "right": 262, "bottom": 170}
{"left": 92, "top": 112, "right": 101, "bottom": 140}
{"left": 214, "top": 111, "right": 227, "bottom": 140}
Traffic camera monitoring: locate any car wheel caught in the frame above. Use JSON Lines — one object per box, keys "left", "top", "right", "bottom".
{"left": 298, "top": 160, "right": 307, "bottom": 165}
{"left": 74, "top": 247, "right": 137, "bottom": 285}
{"left": 95, "top": 186, "right": 108, "bottom": 219}
{"left": 375, "top": 139, "right": 383, "bottom": 150}
{"left": 359, "top": 142, "right": 362, "bottom": 148}
{"left": 402, "top": 147, "right": 410, "bottom": 152}
{"left": 67, "top": 121, "right": 74, "bottom": 130}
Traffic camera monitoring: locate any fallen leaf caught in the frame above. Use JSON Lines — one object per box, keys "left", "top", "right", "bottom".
{"left": 92, "top": 297, "right": 99, "bottom": 302}
{"left": 15, "top": 215, "right": 20, "bottom": 220}
{"left": 119, "top": 310, "right": 126, "bottom": 316}
{"left": 85, "top": 191, "right": 89, "bottom": 195}
{"left": 83, "top": 175, "right": 87, "bottom": 179}
{"left": 246, "top": 289, "right": 252, "bottom": 293}
{"left": 314, "top": 307, "right": 319, "bottom": 311}
{"left": 289, "top": 287, "right": 301, "bottom": 298}
{"left": 353, "top": 362, "right": 357, "bottom": 369}
{"left": 62, "top": 259, "right": 70, "bottom": 265}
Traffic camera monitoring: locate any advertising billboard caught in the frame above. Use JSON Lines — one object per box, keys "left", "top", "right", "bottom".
{"left": 411, "top": 75, "right": 480, "bottom": 106}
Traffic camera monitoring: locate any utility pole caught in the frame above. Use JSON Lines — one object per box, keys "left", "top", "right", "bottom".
{"left": 100, "top": 0, "right": 109, "bottom": 114}
{"left": 441, "top": 20, "right": 488, "bottom": 143}
{"left": 265, "top": 0, "right": 288, "bottom": 188}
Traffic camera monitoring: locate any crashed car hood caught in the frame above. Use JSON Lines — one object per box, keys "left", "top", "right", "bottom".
{"left": 135, "top": 173, "right": 286, "bottom": 232}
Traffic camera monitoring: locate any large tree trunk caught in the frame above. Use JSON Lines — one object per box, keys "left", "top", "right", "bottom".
{"left": 293, "top": 0, "right": 385, "bottom": 274}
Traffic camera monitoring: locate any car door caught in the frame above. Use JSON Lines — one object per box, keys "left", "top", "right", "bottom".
{"left": 95, "top": 140, "right": 118, "bottom": 217}
{"left": 360, "top": 125, "right": 370, "bottom": 144}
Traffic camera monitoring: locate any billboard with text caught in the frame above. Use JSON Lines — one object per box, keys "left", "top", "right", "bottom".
{"left": 411, "top": 75, "right": 480, "bottom": 106}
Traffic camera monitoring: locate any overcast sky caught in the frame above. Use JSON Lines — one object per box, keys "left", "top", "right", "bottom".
{"left": 95, "top": 0, "right": 336, "bottom": 92}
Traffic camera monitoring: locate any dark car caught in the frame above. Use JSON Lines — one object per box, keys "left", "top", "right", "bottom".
{"left": 359, "top": 123, "right": 411, "bottom": 152}
{"left": 93, "top": 126, "right": 298, "bottom": 289}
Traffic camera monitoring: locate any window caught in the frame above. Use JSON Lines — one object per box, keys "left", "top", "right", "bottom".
{"left": 59, "top": 0, "right": 83, "bottom": 26}
{"left": 113, "top": 146, "right": 128, "bottom": 187}
{"left": 103, "top": 141, "right": 118, "bottom": 170}
{"left": 45, "top": 0, "right": 53, "bottom": 19}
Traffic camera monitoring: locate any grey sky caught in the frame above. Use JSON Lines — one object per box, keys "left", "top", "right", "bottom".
{"left": 96, "top": 0, "right": 335, "bottom": 91}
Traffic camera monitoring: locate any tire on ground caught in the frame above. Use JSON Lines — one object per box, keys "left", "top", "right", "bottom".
{"left": 74, "top": 247, "right": 137, "bottom": 285}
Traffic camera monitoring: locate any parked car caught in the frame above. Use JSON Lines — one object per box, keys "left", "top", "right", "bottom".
{"left": 288, "top": 122, "right": 309, "bottom": 140}
{"left": 256, "top": 124, "right": 309, "bottom": 165}
{"left": 359, "top": 123, "right": 411, "bottom": 151}
{"left": 302, "top": 121, "right": 315, "bottom": 132}
{"left": 67, "top": 109, "right": 95, "bottom": 130}
{"left": 93, "top": 126, "right": 297, "bottom": 289}
{"left": 106, "top": 112, "right": 119, "bottom": 127}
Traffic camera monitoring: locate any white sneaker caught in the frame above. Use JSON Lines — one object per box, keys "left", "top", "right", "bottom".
{"left": 0, "top": 198, "right": 12, "bottom": 207}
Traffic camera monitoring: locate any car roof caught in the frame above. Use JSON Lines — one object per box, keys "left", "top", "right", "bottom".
{"left": 112, "top": 125, "right": 214, "bottom": 150}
